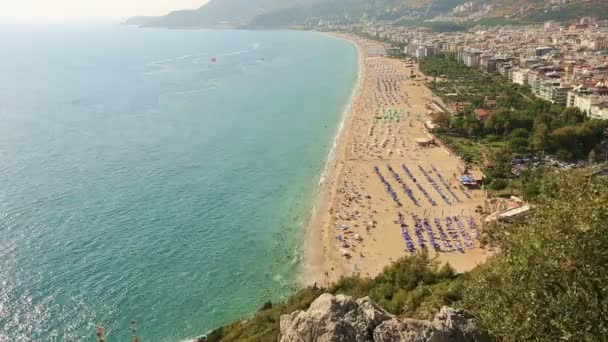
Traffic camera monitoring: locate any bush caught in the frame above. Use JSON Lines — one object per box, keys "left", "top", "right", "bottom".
{"left": 484, "top": 134, "right": 500, "bottom": 143}
{"left": 555, "top": 149, "right": 573, "bottom": 161}
{"left": 489, "top": 178, "right": 508, "bottom": 190}
{"left": 205, "top": 253, "right": 464, "bottom": 341}
{"left": 509, "top": 128, "right": 529, "bottom": 139}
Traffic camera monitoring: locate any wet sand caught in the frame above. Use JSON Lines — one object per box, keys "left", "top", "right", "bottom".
{"left": 302, "top": 34, "right": 489, "bottom": 286}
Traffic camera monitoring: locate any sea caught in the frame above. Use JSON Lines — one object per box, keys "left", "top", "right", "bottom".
{"left": 0, "top": 23, "right": 358, "bottom": 341}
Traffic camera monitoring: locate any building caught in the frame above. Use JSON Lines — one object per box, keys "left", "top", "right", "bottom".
{"left": 415, "top": 45, "right": 436, "bottom": 59}
{"left": 535, "top": 46, "right": 556, "bottom": 57}
{"left": 538, "top": 76, "right": 570, "bottom": 105}
{"left": 474, "top": 108, "right": 491, "bottom": 121}
{"left": 457, "top": 51, "right": 481, "bottom": 68}
{"left": 512, "top": 68, "right": 529, "bottom": 85}
{"left": 592, "top": 102, "right": 608, "bottom": 119}
{"left": 464, "top": 52, "right": 481, "bottom": 68}
{"left": 484, "top": 59, "right": 497, "bottom": 73}
{"left": 567, "top": 87, "right": 608, "bottom": 118}
{"left": 549, "top": 85, "right": 572, "bottom": 105}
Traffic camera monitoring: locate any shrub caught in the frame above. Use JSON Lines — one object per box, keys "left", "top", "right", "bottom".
{"left": 489, "top": 178, "right": 508, "bottom": 190}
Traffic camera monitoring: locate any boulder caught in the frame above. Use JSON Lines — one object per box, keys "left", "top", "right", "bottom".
{"left": 374, "top": 306, "right": 488, "bottom": 342}
{"left": 279, "top": 294, "right": 488, "bottom": 342}
{"left": 279, "top": 293, "right": 392, "bottom": 342}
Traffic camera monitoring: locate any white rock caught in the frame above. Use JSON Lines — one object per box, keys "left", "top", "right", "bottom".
{"left": 279, "top": 294, "right": 488, "bottom": 342}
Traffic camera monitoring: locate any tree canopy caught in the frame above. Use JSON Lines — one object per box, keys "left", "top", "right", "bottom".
{"left": 464, "top": 172, "right": 608, "bottom": 341}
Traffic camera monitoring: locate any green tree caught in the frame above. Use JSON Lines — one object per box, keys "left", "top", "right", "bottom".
{"left": 509, "top": 136, "right": 529, "bottom": 153}
{"left": 509, "top": 128, "right": 529, "bottom": 139}
{"left": 560, "top": 107, "right": 585, "bottom": 125}
{"left": 531, "top": 122, "right": 550, "bottom": 151}
{"left": 463, "top": 115, "right": 482, "bottom": 137}
{"left": 486, "top": 147, "right": 513, "bottom": 180}
{"left": 489, "top": 178, "right": 508, "bottom": 190}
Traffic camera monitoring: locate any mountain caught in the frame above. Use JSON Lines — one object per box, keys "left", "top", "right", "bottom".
{"left": 247, "top": 0, "right": 474, "bottom": 28}
{"left": 124, "top": 0, "right": 318, "bottom": 28}
{"left": 124, "top": 0, "right": 608, "bottom": 29}
{"left": 125, "top": 0, "right": 468, "bottom": 29}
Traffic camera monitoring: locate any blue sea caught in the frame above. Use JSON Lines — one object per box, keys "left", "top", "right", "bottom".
{"left": 0, "top": 23, "right": 358, "bottom": 341}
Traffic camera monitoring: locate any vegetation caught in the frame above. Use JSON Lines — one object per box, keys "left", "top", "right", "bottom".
{"left": 525, "top": 1, "right": 608, "bottom": 22}
{"left": 464, "top": 172, "right": 608, "bottom": 341}
{"left": 467, "top": 17, "right": 530, "bottom": 27}
{"left": 395, "top": 19, "right": 470, "bottom": 32}
{"left": 198, "top": 172, "right": 608, "bottom": 342}
{"left": 395, "top": 17, "right": 530, "bottom": 32}
{"left": 204, "top": 252, "right": 464, "bottom": 341}
{"left": 420, "top": 54, "right": 608, "bottom": 191}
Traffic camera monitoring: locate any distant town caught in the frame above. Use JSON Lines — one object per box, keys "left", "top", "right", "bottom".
{"left": 316, "top": 17, "right": 608, "bottom": 120}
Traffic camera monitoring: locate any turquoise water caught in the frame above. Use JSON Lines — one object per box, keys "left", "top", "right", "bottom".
{"left": 0, "top": 24, "right": 357, "bottom": 341}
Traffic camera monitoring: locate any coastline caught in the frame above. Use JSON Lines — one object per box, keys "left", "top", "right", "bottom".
{"left": 301, "top": 33, "right": 490, "bottom": 286}
{"left": 300, "top": 32, "right": 366, "bottom": 286}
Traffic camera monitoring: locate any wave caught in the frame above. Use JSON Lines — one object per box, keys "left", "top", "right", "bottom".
{"left": 164, "top": 85, "right": 218, "bottom": 96}
{"left": 218, "top": 43, "right": 259, "bottom": 58}
{"left": 147, "top": 53, "right": 209, "bottom": 66}
{"left": 145, "top": 43, "right": 262, "bottom": 71}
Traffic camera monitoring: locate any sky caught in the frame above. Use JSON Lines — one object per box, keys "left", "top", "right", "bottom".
{"left": 0, "top": 0, "right": 209, "bottom": 21}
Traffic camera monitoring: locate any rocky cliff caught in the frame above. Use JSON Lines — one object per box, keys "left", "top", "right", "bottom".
{"left": 279, "top": 294, "right": 488, "bottom": 342}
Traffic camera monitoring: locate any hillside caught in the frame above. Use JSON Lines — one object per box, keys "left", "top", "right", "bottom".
{"left": 125, "top": 0, "right": 468, "bottom": 29}
{"left": 247, "top": 0, "right": 475, "bottom": 28}
{"left": 125, "top": 0, "right": 608, "bottom": 28}
{"left": 451, "top": 0, "right": 608, "bottom": 22}
{"left": 124, "top": 0, "right": 314, "bottom": 28}
{"left": 522, "top": 0, "right": 608, "bottom": 22}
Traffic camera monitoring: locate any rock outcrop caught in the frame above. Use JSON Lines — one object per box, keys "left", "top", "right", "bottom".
{"left": 279, "top": 294, "right": 488, "bottom": 342}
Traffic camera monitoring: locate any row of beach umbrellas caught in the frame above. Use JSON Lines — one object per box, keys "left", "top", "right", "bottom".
{"left": 402, "top": 164, "right": 437, "bottom": 206}
{"left": 387, "top": 165, "right": 420, "bottom": 206}
{"left": 418, "top": 165, "right": 452, "bottom": 205}
{"left": 374, "top": 166, "right": 402, "bottom": 207}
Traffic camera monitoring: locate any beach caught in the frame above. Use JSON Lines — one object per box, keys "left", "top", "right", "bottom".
{"left": 303, "top": 34, "right": 490, "bottom": 285}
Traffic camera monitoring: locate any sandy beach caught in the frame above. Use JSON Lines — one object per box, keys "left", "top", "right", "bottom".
{"left": 303, "top": 34, "right": 490, "bottom": 286}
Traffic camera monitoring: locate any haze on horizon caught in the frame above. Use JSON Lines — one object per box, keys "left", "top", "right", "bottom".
{"left": 0, "top": 0, "right": 209, "bottom": 21}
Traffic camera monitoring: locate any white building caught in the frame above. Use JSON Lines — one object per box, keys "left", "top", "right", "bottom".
{"left": 591, "top": 104, "right": 608, "bottom": 120}
{"left": 512, "top": 69, "right": 529, "bottom": 85}
{"left": 567, "top": 88, "right": 608, "bottom": 119}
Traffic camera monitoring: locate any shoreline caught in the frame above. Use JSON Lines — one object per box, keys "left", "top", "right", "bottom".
{"left": 301, "top": 33, "right": 490, "bottom": 286}
{"left": 299, "top": 32, "right": 366, "bottom": 286}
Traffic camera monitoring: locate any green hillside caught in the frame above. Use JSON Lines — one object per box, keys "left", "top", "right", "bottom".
{"left": 524, "top": 0, "right": 608, "bottom": 21}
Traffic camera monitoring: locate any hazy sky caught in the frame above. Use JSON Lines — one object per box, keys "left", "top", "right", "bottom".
{"left": 0, "top": 0, "right": 209, "bottom": 20}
